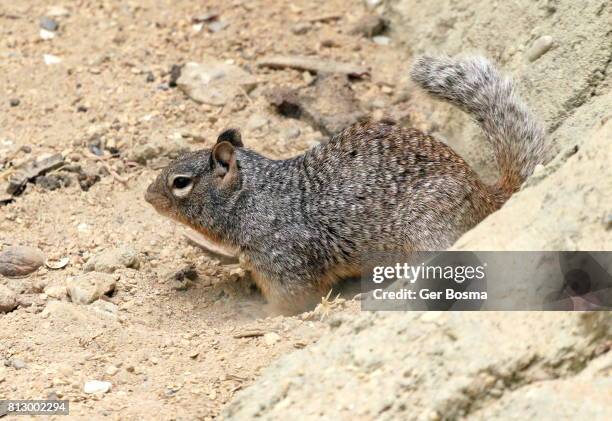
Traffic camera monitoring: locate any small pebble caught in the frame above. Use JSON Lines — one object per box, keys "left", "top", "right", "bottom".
{"left": 146, "top": 72, "right": 155, "bottom": 83}
{"left": 320, "top": 39, "right": 339, "bottom": 48}
{"left": 40, "top": 29, "right": 55, "bottom": 40}
{"left": 83, "top": 380, "right": 112, "bottom": 394}
{"left": 105, "top": 365, "right": 119, "bottom": 376}
{"left": 365, "top": 0, "right": 382, "bottom": 8}
{"left": 247, "top": 114, "right": 269, "bottom": 131}
{"left": 75, "top": 164, "right": 97, "bottom": 186}
{"left": 291, "top": 22, "right": 310, "bottom": 35}
{"left": 420, "top": 312, "right": 443, "bottom": 323}
{"left": 192, "top": 12, "right": 219, "bottom": 24}
{"left": 35, "top": 174, "right": 72, "bottom": 191}
{"left": 349, "top": 15, "right": 386, "bottom": 37}
{"left": 263, "top": 332, "right": 281, "bottom": 346}
{"left": 526, "top": 35, "right": 554, "bottom": 62}
{"left": 532, "top": 164, "right": 546, "bottom": 176}
{"left": 373, "top": 35, "right": 391, "bottom": 46}
{"left": 0, "top": 286, "right": 17, "bottom": 313}
{"left": 208, "top": 21, "right": 228, "bottom": 33}
{"left": 46, "top": 6, "right": 70, "bottom": 18}
{"left": 168, "top": 64, "right": 182, "bottom": 88}
{"left": 284, "top": 127, "right": 301, "bottom": 139}
{"left": 65, "top": 272, "right": 117, "bottom": 305}
{"left": 370, "top": 99, "right": 386, "bottom": 109}
{"left": 302, "top": 71, "right": 314, "bottom": 84}
{"left": 84, "top": 246, "right": 140, "bottom": 273}
{"left": 88, "top": 142, "right": 104, "bottom": 156}
{"left": 9, "top": 98, "right": 20, "bottom": 107}
{"left": 43, "top": 54, "right": 62, "bottom": 65}
{"left": 40, "top": 17, "right": 59, "bottom": 31}
{"left": 12, "top": 359, "right": 27, "bottom": 370}
{"left": 44, "top": 285, "right": 67, "bottom": 300}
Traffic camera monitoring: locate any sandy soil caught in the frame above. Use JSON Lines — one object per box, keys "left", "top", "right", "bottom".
{"left": 0, "top": 0, "right": 410, "bottom": 419}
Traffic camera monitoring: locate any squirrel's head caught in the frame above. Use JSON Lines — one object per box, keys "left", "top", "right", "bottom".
{"left": 144, "top": 128, "right": 244, "bottom": 237}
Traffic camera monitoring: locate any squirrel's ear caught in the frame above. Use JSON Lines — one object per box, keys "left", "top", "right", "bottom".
{"left": 216, "top": 128, "right": 243, "bottom": 147}
{"left": 211, "top": 141, "right": 238, "bottom": 181}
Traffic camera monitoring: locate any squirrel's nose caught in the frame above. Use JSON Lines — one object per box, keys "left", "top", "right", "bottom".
{"left": 144, "top": 181, "right": 158, "bottom": 204}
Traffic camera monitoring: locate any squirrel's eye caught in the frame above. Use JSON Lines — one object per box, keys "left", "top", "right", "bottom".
{"left": 172, "top": 176, "right": 192, "bottom": 189}
{"left": 169, "top": 175, "right": 193, "bottom": 198}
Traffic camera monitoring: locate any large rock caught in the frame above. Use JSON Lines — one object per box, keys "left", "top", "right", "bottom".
{"left": 472, "top": 348, "right": 612, "bottom": 419}
{"left": 453, "top": 103, "right": 612, "bottom": 251}
{"left": 177, "top": 59, "right": 259, "bottom": 106}
{"left": 222, "top": 312, "right": 611, "bottom": 419}
{"left": 386, "top": 0, "right": 612, "bottom": 181}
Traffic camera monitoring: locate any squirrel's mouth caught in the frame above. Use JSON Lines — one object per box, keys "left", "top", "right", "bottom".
{"left": 144, "top": 183, "right": 172, "bottom": 215}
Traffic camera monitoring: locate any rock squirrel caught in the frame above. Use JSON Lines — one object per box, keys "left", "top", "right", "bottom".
{"left": 145, "top": 55, "right": 547, "bottom": 313}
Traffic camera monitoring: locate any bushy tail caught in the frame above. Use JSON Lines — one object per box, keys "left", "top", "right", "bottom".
{"left": 410, "top": 55, "right": 547, "bottom": 198}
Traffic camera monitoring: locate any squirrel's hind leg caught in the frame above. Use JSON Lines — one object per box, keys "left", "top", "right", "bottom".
{"left": 249, "top": 269, "right": 321, "bottom": 315}
{"left": 249, "top": 264, "right": 360, "bottom": 316}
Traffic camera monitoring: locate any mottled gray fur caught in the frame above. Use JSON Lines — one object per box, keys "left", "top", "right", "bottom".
{"left": 411, "top": 55, "right": 547, "bottom": 192}
{"left": 145, "top": 55, "right": 547, "bottom": 313}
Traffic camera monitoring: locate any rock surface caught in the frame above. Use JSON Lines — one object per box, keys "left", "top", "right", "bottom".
{"left": 454, "top": 106, "right": 612, "bottom": 251}
{"left": 223, "top": 312, "right": 612, "bottom": 419}
{"left": 386, "top": 0, "right": 612, "bottom": 182}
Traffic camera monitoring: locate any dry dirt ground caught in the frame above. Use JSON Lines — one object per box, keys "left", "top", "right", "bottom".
{"left": 0, "top": 0, "right": 415, "bottom": 419}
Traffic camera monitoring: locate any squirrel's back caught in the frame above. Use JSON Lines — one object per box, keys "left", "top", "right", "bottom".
{"left": 238, "top": 117, "right": 496, "bottom": 257}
